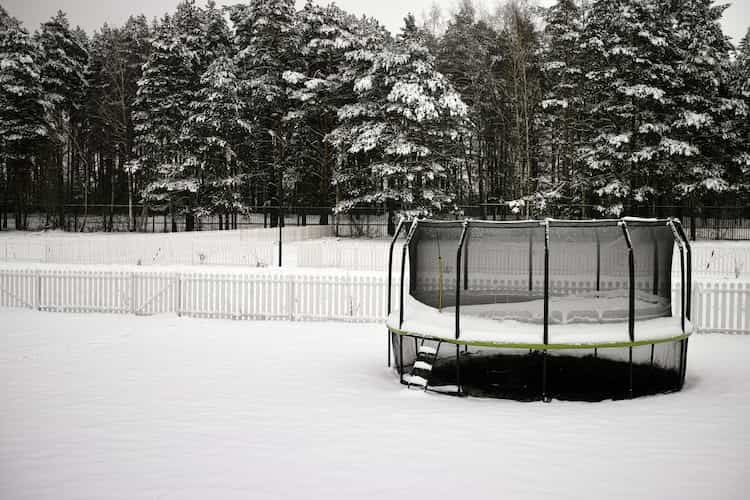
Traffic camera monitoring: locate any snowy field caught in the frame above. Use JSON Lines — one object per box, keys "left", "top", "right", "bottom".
{"left": 1, "top": 309, "right": 748, "bottom": 500}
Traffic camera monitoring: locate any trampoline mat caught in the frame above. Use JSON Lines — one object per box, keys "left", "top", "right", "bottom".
{"left": 443, "top": 289, "right": 670, "bottom": 324}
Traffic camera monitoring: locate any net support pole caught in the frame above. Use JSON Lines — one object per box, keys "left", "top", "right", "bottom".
{"left": 595, "top": 231, "right": 601, "bottom": 292}
{"left": 387, "top": 218, "right": 406, "bottom": 317}
{"left": 674, "top": 219, "right": 692, "bottom": 387}
{"left": 387, "top": 218, "right": 406, "bottom": 367}
{"left": 528, "top": 229, "right": 534, "bottom": 293}
{"left": 399, "top": 244, "right": 408, "bottom": 330}
{"left": 668, "top": 220, "right": 686, "bottom": 333}
{"left": 652, "top": 228, "right": 659, "bottom": 296}
{"left": 620, "top": 220, "right": 635, "bottom": 398}
{"left": 672, "top": 220, "right": 692, "bottom": 321}
{"left": 463, "top": 227, "right": 469, "bottom": 291}
{"left": 542, "top": 220, "right": 550, "bottom": 402}
{"left": 669, "top": 219, "right": 690, "bottom": 387}
{"left": 455, "top": 220, "right": 470, "bottom": 395}
{"left": 399, "top": 219, "right": 419, "bottom": 331}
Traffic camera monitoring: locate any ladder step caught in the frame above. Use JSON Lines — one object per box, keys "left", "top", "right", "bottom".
{"left": 414, "top": 361, "right": 433, "bottom": 371}
{"left": 406, "top": 375, "right": 428, "bottom": 387}
{"left": 418, "top": 345, "right": 437, "bottom": 355}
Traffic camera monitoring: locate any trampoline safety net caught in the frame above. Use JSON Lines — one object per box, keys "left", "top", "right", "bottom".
{"left": 388, "top": 218, "right": 691, "bottom": 401}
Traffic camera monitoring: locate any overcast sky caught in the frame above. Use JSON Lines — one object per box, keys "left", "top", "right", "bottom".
{"left": 4, "top": 0, "right": 749, "bottom": 44}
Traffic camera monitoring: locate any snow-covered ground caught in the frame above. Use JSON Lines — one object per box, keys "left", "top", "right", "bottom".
{"left": 1, "top": 309, "right": 748, "bottom": 499}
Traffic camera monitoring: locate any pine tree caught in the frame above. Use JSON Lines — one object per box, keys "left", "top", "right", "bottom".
{"left": 732, "top": 27, "right": 750, "bottom": 187}
{"left": 538, "top": 0, "right": 586, "bottom": 212}
{"left": 179, "top": 0, "right": 236, "bottom": 227}
{"left": 667, "top": 0, "right": 748, "bottom": 200}
{"left": 437, "top": 1, "right": 499, "bottom": 209}
{"left": 581, "top": 0, "right": 678, "bottom": 215}
{"left": 37, "top": 11, "right": 89, "bottom": 228}
{"left": 327, "top": 16, "right": 468, "bottom": 217}
{"left": 85, "top": 16, "right": 151, "bottom": 231}
{"left": 282, "top": 1, "right": 360, "bottom": 214}
{"left": 182, "top": 55, "right": 251, "bottom": 226}
{"left": 134, "top": 1, "right": 209, "bottom": 231}
{"left": 231, "top": 0, "right": 297, "bottom": 220}
{"left": 0, "top": 7, "right": 51, "bottom": 228}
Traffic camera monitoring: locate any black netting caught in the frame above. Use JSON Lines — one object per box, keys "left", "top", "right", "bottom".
{"left": 409, "top": 221, "right": 546, "bottom": 320}
{"left": 626, "top": 221, "right": 676, "bottom": 320}
{"left": 548, "top": 222, "right": 629, "bottom": 338}
{"left": 408, "top": 221, "right": 464, "bottom": 308}
{"left": 392, "top": 332, "right": 686, "bottom": 401}
{"left": 392, "top": 218, "right": 688, "bottom": 401}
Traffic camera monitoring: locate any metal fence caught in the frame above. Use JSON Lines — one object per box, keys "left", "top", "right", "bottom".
{"left": 0, "top": 205, "right": 389, "bottom": 238}
{"left": 457, "top": 204, "right": 750, "bottom": 241}
{"left": 2, "top": 203, "right": 749, "bottom": 240}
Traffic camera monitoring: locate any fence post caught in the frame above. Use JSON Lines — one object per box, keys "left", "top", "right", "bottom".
{"left": 36, "top": 271, "right": 41, "bottom": 311}
{"left": 176, "top": 273, "right": 182, "bottom": 317}
{"left": 130, "top": 272, "right": 137, "bottom": 315}
{"left": 288, "top": 274, "right": 295, "bottom": 321}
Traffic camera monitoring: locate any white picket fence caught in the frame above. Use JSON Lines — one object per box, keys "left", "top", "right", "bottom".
{"left": 0, "top": 267, "right": 392, "bottom": 323}
{"left": 690, "top": 281, "right": 750, "bottom": 334}
{"left": 1, "top": 264, "right": 747, "bottom": 332}
{"left": 0, "top": 225, "right": 333, "bottom": 267}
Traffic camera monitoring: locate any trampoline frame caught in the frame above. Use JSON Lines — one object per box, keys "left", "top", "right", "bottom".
{"left": 386, "top": 217, "right": 692, "bottom": 400}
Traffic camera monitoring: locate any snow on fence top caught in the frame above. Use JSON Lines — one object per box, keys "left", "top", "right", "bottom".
{"left": 0, "top": 226, "right": 333, "bottom": 267}
{"left": 0, "top": 263, "right": 747, "bottom": 333}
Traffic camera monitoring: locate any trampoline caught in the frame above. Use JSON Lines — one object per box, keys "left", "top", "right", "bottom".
{"left": 386, "top": 218, "right": 692, "bottom": 401}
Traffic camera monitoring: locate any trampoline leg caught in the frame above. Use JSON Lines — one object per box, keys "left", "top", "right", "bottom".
{"left": 680, "top": 338, "right": 689, "bottom": 388}
{"left": 650, "top": 344, "right": 654, "bottom": 368}
{"left": 628, "top": 347, "right": 634, "bottom": 399}
{"left": 399, "top": 336, "right": 404, "bottom": 385}
{"left": 455, "top": 345, "right": 462, "bottom": 396}
{"left": 542, "top": 350, "right": 550, "bottom": 403}
{"left": 388, "top": 332, "right": 391, "bottom": 367}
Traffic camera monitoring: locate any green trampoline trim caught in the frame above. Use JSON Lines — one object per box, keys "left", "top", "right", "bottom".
{"left": 387, "top": 325, "right": 691, "bottom": 350}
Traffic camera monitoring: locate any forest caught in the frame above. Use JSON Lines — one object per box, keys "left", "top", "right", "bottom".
{"left": 0, "top": 0, "right": 749, "bottom": 232}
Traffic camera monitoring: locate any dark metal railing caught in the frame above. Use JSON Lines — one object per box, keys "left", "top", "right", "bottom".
{"left": 386, "top": 218, "right": 406, "bottom": 367}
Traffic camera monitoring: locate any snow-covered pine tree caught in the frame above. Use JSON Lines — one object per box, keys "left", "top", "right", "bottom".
{"left": 732, "top": 27, "right": 750, "bottom": 187}
{"left": 183, "top": 54, "right": 250, "bottom": 228}
{"left": 282, "top": 1, "right": 360, "bottom": 214}
{"left": 538, "top": 0, "right": 586, "bottom": 212}
{"left": 134, "top": 0, "right": 208, "bottom": 231}
{"left": 37, "top": 11, "right": 89, "bottom": 228}
{"left": 0, "top": 7, "right": 51, "bottom": 229}
{"left": 436, "top": 1, "right": 501, "bottom": 211}
{"left": 581, "top": 0, "right": 678, "bottom": 215}
{"left": 231, "top": 0, "right": 297, "bottom": 219}
{"left": 202, "top": 0, "right": 232, "bottom": 56}
{"left": 327, "top": 14, "right": 468, "bottom": 218}
{"left": 180, "top": 0, "right": 237, "bottom": 227}
{"left": 667, "top": 0, "right": 748, "bottom": 200}
{"left": 85, "top": 16, "right": 151, "bottom": 231}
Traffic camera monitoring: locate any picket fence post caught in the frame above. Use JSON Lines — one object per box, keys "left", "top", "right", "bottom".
{"left": 288, "top": 274, "right": 295, "bottom": 321}
{"left": 36, "top": 271, "right": 41, "bottom": 311}
{"left": 176, "top": 273, "right": 182, "bottom": 317}
{"left": 130, "top": 273, "right": 137, "bottom": 315}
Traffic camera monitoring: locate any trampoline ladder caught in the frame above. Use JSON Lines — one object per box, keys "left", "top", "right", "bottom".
{"left": 406, "top": 342, "right": 442, "bottom": 390}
